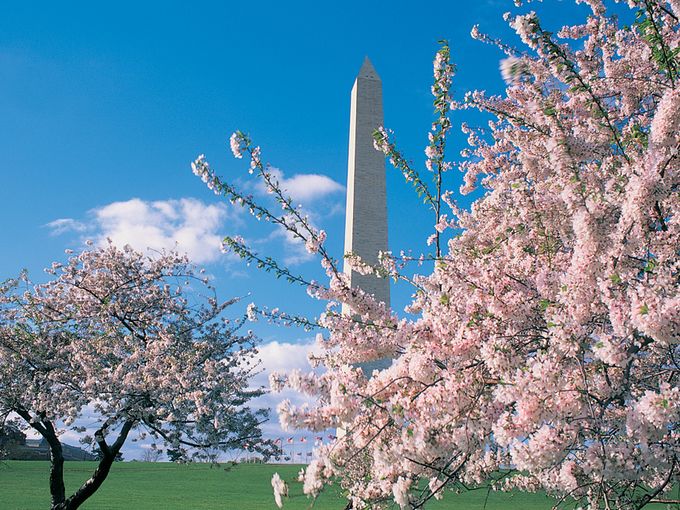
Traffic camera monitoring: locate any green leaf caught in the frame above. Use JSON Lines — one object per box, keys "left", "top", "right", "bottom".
{"left": 639, "top": 303, "right": 649, "bottom": 315}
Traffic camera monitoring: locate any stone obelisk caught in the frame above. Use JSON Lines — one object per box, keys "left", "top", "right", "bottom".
{"left": 343, "top": 57, "right": 390, "bottom": 313}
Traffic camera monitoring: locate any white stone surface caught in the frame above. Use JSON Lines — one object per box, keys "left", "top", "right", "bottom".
{"left": 343, "top": 57, "right": 390, "bottom": 313}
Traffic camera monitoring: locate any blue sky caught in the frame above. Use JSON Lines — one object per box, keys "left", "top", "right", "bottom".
{"left": 1, "top": 0, "right": 599, "bottom": 458}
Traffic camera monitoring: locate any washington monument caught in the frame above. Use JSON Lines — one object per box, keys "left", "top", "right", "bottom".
{"left": 343, "top": 57, "right": 390, "bottom": 312}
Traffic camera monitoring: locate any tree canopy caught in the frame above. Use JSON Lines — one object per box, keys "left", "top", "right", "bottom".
{"left": 0, "top": 243, "right": 274, "bottom": 510}
{"left": 193, "top": 0, "right": 679, "bottom": 508}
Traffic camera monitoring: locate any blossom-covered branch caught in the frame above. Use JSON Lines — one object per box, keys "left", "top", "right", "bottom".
{"left": 0, "top": 243, "right": 277, "bottom": 510}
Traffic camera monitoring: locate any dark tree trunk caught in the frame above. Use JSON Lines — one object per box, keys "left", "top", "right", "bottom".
{"left": 13, "top": 409, "right": 67, "bottom": 508}
{"left": 52, "top": 420, "right": 135, "bottom": 510}
{"left": 15, "top": 412, "right": 134, "bottom": 510}
{"left": 52, "top": 454, "right": 116, "bottom": 510}
{"left": 44, "top": 424, "right": 66, "bottom": 508}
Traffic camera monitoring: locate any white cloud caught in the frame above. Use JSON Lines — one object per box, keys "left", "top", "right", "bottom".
{"left": 47, "top": 198, "right": 238, "bottom": 264}
{"left": 46, "top": 218, "right": 86, "bottom": 235}
{"left": 251, "top": 168, "right": 344, "bottom": 266}
{"left": 251, "top": 339, "right": 332, "bottom": 449}
{"left": 252, "top": 338, "right": 322, "bottom": 388}
{"left": 260, "top": 228, "right": 314, "bottom": 266}
{"left": 261, "top": 168, "right": 344, "bottom": 204}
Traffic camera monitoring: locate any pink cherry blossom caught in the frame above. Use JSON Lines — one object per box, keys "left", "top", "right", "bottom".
{"left": 0, "top": 243, "right": 275, "bottom": 509}
{"left": 194, "top": 1, "right": 680, "bottom": 508}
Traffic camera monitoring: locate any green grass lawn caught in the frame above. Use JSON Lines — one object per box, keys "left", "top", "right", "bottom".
{"left": 0, "top": 460, "right": 561, "bottom": 510}
{"left": 0, "top": 460, "right": 567, "bottom": 509}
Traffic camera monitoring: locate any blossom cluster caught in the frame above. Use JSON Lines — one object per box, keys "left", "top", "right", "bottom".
{"left": 194, "top": 1, "right": 679, "bottom": 508}
{"left": 271, "top": 472, "right": 288, "bottom": 508}
{"left": 0, "top": 243, "right": 275, "bottom": 476}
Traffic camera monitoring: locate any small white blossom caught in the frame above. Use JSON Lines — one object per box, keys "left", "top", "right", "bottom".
{"left": 230, "top": 132, "right": 243, "bottom": 159}
{"left": 246, "top": 303, "right": 258, "bottom": 322}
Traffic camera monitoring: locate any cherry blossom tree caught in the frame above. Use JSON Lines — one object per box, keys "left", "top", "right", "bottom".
{"left": 192, "top": 0, "right": 679, "bottom": 508}
{"left": 0, "top": 243, "right": 275, "bottom": 510}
